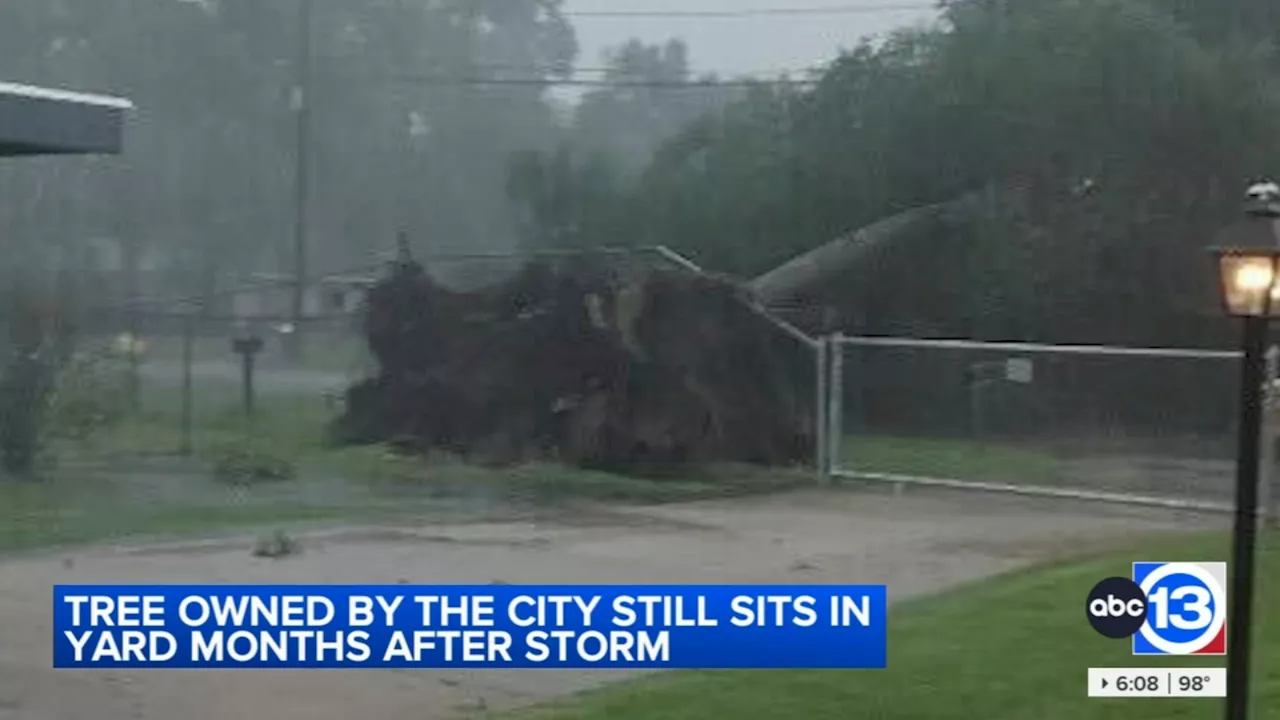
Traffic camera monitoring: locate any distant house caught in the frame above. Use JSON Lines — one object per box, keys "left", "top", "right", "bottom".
{"left": 226, "top": 272, "right": 376, "bottom": 321}
{"left": 75, "top": 237, "right": 172, "bottom": 303}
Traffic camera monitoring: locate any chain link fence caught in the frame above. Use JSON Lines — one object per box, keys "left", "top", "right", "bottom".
{"left": 49, "top": 310, "right": 361, "bottom": 465}
{"left": 820, "top": 334, "right": 1270, "bottom": 513}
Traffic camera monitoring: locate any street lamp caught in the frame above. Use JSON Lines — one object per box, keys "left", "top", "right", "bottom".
{"left": 1210, "top": 181, "right": 1280, "bottom": 720}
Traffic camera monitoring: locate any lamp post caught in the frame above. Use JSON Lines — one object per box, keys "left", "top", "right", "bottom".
{"left": 1210, "top": 181, "right": 1280, "bottom": 720}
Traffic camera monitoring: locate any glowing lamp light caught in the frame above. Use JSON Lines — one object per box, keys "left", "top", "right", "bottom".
{"left": 1212, "top": 248, "right": 1280, "bottom": 318}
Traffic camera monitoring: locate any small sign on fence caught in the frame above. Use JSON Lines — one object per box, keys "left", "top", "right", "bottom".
{"left": 1005, "top": 358, "right": 1033, "bottom": 384}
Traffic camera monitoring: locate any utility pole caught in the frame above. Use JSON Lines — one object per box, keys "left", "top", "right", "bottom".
{"left": 287, "top": 0, "right": 313, "bottom": 363}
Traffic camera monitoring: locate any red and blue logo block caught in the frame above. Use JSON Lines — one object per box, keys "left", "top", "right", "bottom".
{"left": 1131, "top": 562, "right": 1227, "bottom": 656}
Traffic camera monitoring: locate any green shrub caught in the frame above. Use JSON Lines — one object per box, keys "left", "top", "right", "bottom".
{"left": 44, "top": 351, "right": 132, "bottom": 442}
{"left": 0, "top": 352, "right": 61, "bottom": 477}
{"left": 252, "top": 529, "right": 301, "bottom": 558}
{"left": 209, "top": 441, "right": 297, "bottom": 486}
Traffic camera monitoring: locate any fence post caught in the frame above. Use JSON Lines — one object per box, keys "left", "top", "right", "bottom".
{"left": 180, "top": 312, "right": 193, "bottom": 456}
{"left": 815, "top": 335, "right": 829, "bottom": 484}
{"left": 126, "top": 306, "right": 141, "bottom": 414}
{"left": 241, "top": 349, "right": 257, "bottom": 418}
{"left": 828, "top": 332, "right": 845, "bottom": 478}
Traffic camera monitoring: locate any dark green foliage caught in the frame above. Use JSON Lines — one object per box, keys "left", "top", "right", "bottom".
{"left": 489, "top": 0, "right": 1280, "bottom": 452}
{"left": 504, "top": 37, "right": 742, "bottom": 255}
{"left": 506, "top": 148, "right": 630, "bottom": 251}
{"left": 571, "top": 38, "right": 741, "bottom": 174}
{"left": 0, "top": 355, "right": 49, "bottom": 477}
{"left": 0, "top": 288, "right": 75, "bottom": 478}
{"left": 506, "top": 0, "right": 1280, "bottom": 351}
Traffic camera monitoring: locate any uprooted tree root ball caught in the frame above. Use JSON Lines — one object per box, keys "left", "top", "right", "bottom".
{"left": 329, "top": 255, "right": 815, "bottom": 475}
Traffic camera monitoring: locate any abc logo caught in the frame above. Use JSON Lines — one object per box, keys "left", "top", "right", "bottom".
{"left": 1086, "top": 562, "right": 1228, "bottom": 656}
{"left": 1086, "top": 577, "right": 1147, "bottom": 639}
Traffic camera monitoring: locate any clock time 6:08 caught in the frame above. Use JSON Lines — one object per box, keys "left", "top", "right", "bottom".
{"left": 1115, "top": 675, "right": 1160, "bottom": 693}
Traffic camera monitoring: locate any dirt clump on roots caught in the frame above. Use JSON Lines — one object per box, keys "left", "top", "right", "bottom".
{"left": 330, "top": 252, "right": 815, "bottom": 475}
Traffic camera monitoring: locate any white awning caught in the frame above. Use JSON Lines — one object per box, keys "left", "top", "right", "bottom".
{"left": 0, "top": 81, "right": 133, "bottom": 110}
{"left": 0, "top": 80, "right": 132, "bottom": 156}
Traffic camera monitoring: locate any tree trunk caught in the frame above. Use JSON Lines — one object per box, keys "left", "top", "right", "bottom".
{"left": 746, "top": 190, "right": 990, "bottom": 307}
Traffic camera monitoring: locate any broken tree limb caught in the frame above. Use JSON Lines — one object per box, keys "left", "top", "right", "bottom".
{"left": 647, "top": 245, "right": 818, "bottom": 347}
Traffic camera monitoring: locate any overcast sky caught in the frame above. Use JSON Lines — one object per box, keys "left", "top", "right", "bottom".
{"left": 565, "top": 0, "right": 942, "bottom": 77}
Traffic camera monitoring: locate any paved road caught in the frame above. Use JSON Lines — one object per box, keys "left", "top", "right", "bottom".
{"left": 0, "top": 487, "right": 1219, "bottom": 720}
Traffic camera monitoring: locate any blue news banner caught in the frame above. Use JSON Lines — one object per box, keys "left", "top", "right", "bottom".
{"left": 53, "top": 585, "right": 886, "bottom": 670}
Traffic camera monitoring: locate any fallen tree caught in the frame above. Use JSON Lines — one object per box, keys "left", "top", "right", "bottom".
{"left": 331, "top": 252, "right": 816, "bottom": 474}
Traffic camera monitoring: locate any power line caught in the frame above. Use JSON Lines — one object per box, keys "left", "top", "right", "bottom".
{"left": 565, "top": 3, "right": 937, "bottom": 18}
{"left": 446, "top": 63, "right": 792, "bottom": 76}
{"left": 463, "top": 61, "right": 831, "bottom": 77}
{"left": 288, "top": 0, "right": 313, "bottom": 361}
{"left": 388, "top": 74, "right": 821, "bottom": 89}
{"left": 329, "top": 62, "right": 830, "bottom": 87}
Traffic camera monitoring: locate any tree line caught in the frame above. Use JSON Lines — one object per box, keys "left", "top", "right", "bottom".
{"left": 5, "top": 0, "right": 1278, "bottom": 349}
{"left": 507, "top": 0, "right": 1280, "bottom": 349}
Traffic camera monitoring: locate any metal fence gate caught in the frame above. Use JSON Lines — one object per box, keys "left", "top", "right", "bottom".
{"left": 814, "top": 333, "right": 1280, "bottom": 516}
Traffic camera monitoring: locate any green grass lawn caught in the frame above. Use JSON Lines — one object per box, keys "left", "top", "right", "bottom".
{"left": 5, "top": 388, "right": 1076, "bottom": 555}
{"left": 88, "top": 386, "right": 810, "bottom": 504}
{"left": 140, "top": 333, "right": 372, "bottom": 374}
{"left": 0, "top": 488, "right": 367, "bottom": 554}
{"left": 1, "top": 386, "right": 458, "bottom": 552}
{"left": 0, "top": 380, "right": 811, "bottom": 554}
{"left": 71, "top": 385, "right": 337, "bottom": 458}
{"left": 507, "top": 531, "right": 1278, "bottom": 720}
{"left": 841, "top": 435, "right": 1063, "bottom": 485}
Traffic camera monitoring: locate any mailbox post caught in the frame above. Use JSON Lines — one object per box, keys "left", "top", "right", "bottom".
{"left": 232, "top": 333, "right": 264, "bottom": 417}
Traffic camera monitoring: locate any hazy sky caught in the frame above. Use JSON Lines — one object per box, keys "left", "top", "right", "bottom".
{"left": 565, "top": 0, "right": 942, "bottom": 77}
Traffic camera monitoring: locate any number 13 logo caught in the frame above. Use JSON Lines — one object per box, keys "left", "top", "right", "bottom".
{"left": 1134, "top": 562, "right": 1227, "bottom": 656}
{"left": 1147, "top": 585, "right": 1213, "bottom": 630}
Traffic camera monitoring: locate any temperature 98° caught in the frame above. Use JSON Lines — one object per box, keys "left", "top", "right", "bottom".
{"left": 1179, "top": 675, "right": 1210, "bottom": 693}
